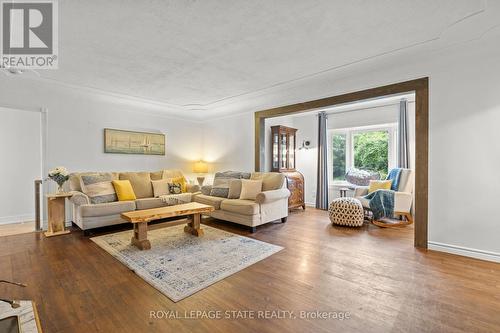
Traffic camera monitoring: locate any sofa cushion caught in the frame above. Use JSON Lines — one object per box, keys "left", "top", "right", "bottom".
{"left": 151, "top": 179, "right": 170, "bottom": 197}
{"left": 214, "top": 171, "right": 251, "bottom": 180}
{"left": 200, "top": 185, "right": 212, "bottom": 196}
{"left": 368, "top": 180, "right": 392, "bottom": 193}
{"left": 210, "top": 187, "right": 229, "bottom": 198}
{"left": 150, "top": 171, "right": 163, "bottom": 181}
{"left": 80, "top": 201, "right": 136, "bottom": 217}
{"left": 119, "top": 172, "right": 153, "bottom": 198}
{"left": 193, "top": 194, "right": 225, "bottom": 210}
{"left": 221, "top": 199, "right": 259, "bottom": 216}
{"left": 162, "top": 169, "right": 184, "bottom": 180}
{"left": 168, "top": 182, "right": 183, "bottom": 194}
{"left": 239, "top": 179, "right": 263, "bottom": 200}
{"left": 171, "top": 176, "right": 187, "bottom": 193}
{"left": 69, "top": 172, "right": 119, "bottom": 192}
{"left": 227, "top": 179, "right": 242, "bottom": 199}
{"left": 251, "top": 172, "right": 284, "bottom": 191}
{"left": 80, "top": 173, "right": 117, "bottom": 204}
{"left": 135, "top": 197, "right": 168, "bottom": 210}
{"left": 112, "top": 180, "right": 137, "bottom": 201}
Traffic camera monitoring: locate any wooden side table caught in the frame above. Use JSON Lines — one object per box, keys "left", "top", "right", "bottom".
{"left": 45, "top": 193, "right": 72, "bottom": 237}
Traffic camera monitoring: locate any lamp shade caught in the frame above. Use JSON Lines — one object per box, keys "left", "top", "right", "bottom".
{"left": 193, "top": 160, "right": 208, "bottom": 173}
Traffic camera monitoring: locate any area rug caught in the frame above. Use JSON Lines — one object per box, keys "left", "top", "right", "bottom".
{"left": 91, "top": 225, "right": 283, "bottom": 302}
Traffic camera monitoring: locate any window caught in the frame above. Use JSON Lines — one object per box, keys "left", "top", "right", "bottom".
{"left": 332, "top": 133, "right": 346, "bottom": 180}
{"left": 328, "top": 124, "right": 397, "bottom": 183}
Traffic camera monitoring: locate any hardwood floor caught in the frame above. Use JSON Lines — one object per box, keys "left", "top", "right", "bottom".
{"left": 0, "top": 220, "right": 35, "bottom": 237}
{"left": 0, "top": 209, "right": 499, "bottom": 333}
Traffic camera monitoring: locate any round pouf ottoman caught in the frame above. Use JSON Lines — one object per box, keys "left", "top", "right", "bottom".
{"left": 329, "top": 197, "right": 364, "bottom": 227}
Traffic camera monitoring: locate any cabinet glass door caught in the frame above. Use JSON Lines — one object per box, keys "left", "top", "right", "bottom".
{"left": 272, "top": 133, "right": 279, "bottom": 169}
{"left": 280, "top": 134, "right": 287, "bottom": 169}
{"left": 288, "top": 134, "right": 295, "bottom": 169}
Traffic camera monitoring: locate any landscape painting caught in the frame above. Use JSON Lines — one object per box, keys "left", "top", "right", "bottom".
{"left": 104, "top": 129, "right": 165, "bottom": 155}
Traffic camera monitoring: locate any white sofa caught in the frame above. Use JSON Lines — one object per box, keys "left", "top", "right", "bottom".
{"left": 68, "top": 169, "right": 199, "bottom": 233}
{"left": 193, "top": 172, "right": 290, "bottom": 232}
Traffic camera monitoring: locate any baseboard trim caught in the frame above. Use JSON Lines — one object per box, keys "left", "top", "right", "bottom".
{"left": 428, "top": 241, "right": 500, "bottom": 263}
{"left": 0, "top": 214, "right": 35, "bottom": 225}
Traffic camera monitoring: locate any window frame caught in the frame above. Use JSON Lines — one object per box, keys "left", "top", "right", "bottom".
{"left": 327, "top": 123, "right": 398, "bottom": 186}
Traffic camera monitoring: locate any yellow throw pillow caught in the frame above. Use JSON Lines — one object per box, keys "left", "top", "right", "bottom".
{"left": 171, "top": 176, "right": 187, "bottom": 193}
{"left": 368, "top": 180, "right": 393, "bottom": 193}
{"left": 112, "top": 180, "right": 137, "bottom": 201}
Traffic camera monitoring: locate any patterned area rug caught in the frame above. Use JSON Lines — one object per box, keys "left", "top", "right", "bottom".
{"left": 91, "top": 225, "right": 283, "bottom": 302}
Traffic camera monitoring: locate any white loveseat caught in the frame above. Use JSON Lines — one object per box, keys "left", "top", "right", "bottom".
{"left": 193, "top": 172, "right": 290, "bottom": 232}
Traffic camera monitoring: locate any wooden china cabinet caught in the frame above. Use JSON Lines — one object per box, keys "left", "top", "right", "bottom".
{"left": 270, "top": 125, "right": 305, "bottom": 210}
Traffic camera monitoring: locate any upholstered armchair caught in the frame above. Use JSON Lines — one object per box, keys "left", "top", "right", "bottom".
{"left": 353, "top": 168, "right": 414, "bottom": 227}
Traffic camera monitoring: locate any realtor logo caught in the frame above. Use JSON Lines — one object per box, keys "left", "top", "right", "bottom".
{"left": 1, "top": 0, "right": 58, "bottom": 69}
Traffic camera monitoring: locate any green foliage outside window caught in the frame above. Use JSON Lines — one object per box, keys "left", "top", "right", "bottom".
{"left": 353, "top": 131, "right": 389, "bottom": 179}
{"left": 332, "top": 130, "right": 390, "bottom": 180}
{"left": 332, "top": 134, "right": 346, "bottom": 180}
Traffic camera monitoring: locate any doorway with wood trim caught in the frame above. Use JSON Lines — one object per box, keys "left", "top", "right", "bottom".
{"left": 254, "top": 78, "right": 428, "bottom": 248}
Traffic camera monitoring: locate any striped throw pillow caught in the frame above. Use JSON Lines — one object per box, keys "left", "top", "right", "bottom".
{"left": 80, "top": 173, "right": 117, "bottom": 204}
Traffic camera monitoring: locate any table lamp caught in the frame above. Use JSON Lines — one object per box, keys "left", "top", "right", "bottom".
{"left": 193, "top": 160, "right": 209, "bottom": 186}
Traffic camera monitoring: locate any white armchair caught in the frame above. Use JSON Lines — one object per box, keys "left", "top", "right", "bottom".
{"left": 353, "top": 169, "right": 414, "bottom": 227}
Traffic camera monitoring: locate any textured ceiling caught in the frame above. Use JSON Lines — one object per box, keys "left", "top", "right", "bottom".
{"left": 14, "top": 0, "right": 495, "bottom": 118}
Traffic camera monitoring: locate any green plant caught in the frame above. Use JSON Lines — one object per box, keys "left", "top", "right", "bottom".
{"left": 353, "top": 131, "right": 389, "bottom": 179}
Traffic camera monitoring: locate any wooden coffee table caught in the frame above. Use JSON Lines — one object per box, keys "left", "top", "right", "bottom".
{"left": 121, "top": 202, "right": 215, "bottom": 250}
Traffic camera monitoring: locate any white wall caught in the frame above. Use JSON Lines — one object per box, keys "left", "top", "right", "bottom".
{"left": 203, "top": 31, "right": 500, "bottom": 261}
{"left": 0, "top": 77, "right": 203, "bottom": 225}
{"left": 0, "top": 107, "right": 42, "bottom": 224}
{"left": 0, "top": 77, "right": 203, "bottom": 176}
{"left": 201, "top": 112, "right": 255, "bottom": 184}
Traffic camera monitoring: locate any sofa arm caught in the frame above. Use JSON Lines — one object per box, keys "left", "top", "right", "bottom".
{"left": 353, "top": 186, "right": 369, "bottom": 197}
{"left": 255, "top": 188, "right": 291, "bottom": 204}
{"left": 69, "top": 191, "right": 90, "bottom": 205}
{"left": 186, "top": 184, "right": 200, "bottom": 193}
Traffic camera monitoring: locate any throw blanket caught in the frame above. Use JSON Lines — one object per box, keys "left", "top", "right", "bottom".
{"left": 363, "top": 189, "right": 394, "bottom": 220}
{"left": 159, "top": 193, "right": 192, "bottom": 206}
{"left": 386, "top": 168, "right": 402, "bottom": 191}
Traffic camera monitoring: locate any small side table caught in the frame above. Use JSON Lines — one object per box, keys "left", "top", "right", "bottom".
{"left": 339, "top": 187, "right": 350, "bottom": 198}
{"left": 45, "top": 193, "right": 72, "bottom": 237}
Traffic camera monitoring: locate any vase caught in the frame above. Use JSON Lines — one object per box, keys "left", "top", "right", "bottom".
{"left": 57, "top": 184, "right": 65, "bottom": 194}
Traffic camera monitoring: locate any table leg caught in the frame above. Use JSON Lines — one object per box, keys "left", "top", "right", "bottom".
{"left": 131, "top": 222, "right": 151, "bottom": 250}
{"left": 184, "top": 213, "right": 204, "bottom": 237}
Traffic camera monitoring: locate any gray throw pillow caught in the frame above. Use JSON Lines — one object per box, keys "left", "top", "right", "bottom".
{"left": 80, "top": 173, "right": 117, "bottom": 204}
{"left": 210, "top": 187, "right": 229, "bottom": 198}
{"left": 201, "top": 185, "right": 212, "bottom": 195}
